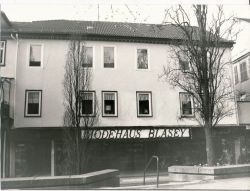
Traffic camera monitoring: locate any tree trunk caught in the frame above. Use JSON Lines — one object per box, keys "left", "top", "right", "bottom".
{"left": 204, "top": 125, "right": 215, "bottom": 166}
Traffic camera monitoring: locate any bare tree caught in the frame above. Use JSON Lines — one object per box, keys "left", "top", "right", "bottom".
{"left": 62, "top": 37, "right": 99, "bottom": 175}
{"left": 162, "top": 5, "right": 238, "bottom": 165}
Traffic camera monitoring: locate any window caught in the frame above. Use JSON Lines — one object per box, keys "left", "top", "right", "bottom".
{"left": 102, "top": 91, "right": 118, "bottom": 117}
{"left": 234, "top": 66, "right": 239, "bottom": 84}
{"left": 104, "top": 47, "right": 114, "bottom": 68}
{"left": 29, "top": 45, "right": 42, "bottom": 67}
{"left": 137, "top": 49, "right": 148, "bottom": 69}
{"left": 136, "top": 92, "right": 152, "bottom": 117}
{"left": 180, "top": 93, "right": 193, "bottom": 117}
{"left": 240, "top": 62, "right": 248, "bottom": 82}
{"left": 0, "top": 41, "right": 6, "bottom": 66}
{"left": 80, "top": 91, "right": 95, "bottom": 116}
{"left": 179, "top": 59, "right": 190, "bottom": 72}
{"left": 83, "top": 47, "right": 93, "bottom": 67}
{"left": 25, "top": 90, "right": 42, "bottom": 117}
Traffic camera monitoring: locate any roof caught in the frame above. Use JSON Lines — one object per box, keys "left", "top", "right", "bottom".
{"left": 238, "top": 18, "right": 250, "bottom": 23}
{"left": 1, "top": 12, "right": 233, "bottom": 47}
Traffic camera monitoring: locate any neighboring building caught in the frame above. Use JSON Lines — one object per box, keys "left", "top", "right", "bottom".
{"left": 0, "top": 12, "right": 245, "bottom": 178}
{"left": 232, "top": 17, "right": 250, "bottom": 162}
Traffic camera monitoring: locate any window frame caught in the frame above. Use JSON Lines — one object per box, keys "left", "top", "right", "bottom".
{"left": 102, "top": 46, "right": 116, "bottom": 69}
{"left": 102, "top": 91, "right": 118, "bottom": 117}
{"left": 136, "top": 91, "right": 153, "bottom": 117}
{"left": 24, "top": 90, "right": 42, "bottom": 117}
{"left": 82, "top": 46, "right": 94, "bottom": 68}
{"left": 179, "top": 92, "right": 194, "bottom": 118}
{"left": 28, "top": 43, "right": 43, "bottom": 67}
{"left": 136, "top": 48, "right": 150, "bottom": 70}
{"left": 79, "top": 90, "right": 96, "bottom": 117}
{"left": 0, "top": 40, "right": 6, "bottom": 66}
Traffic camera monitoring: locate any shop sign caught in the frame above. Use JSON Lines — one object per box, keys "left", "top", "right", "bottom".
{"left": 81, "top": 128, "right": 190, "bottom": 139}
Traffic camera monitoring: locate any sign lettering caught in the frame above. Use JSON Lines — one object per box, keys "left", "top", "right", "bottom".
{"left": 82, "top": 128, "right": 190, "bottom": 139}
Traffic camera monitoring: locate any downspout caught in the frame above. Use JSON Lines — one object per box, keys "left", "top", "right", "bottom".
{"left": 8, "top": 33, "right": 19, "bottom": 177}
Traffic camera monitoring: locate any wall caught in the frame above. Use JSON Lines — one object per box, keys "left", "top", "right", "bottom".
{"left": 237, "top": 101, "right": 250, "bottom": 124}
{"left": 5, "top": 39, "right": 237, "bottom": 128}
{"left": 232, "top": 18, "right": 250, "bottom": 60}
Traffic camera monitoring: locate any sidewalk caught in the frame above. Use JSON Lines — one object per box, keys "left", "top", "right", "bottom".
{"left": 162, "top": 177, "right": 250, "bottom": 190}
{"left": 107, "top": 175, "right": 250, "bottom": 190}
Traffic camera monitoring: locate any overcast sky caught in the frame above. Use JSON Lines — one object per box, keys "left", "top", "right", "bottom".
{"left": 1, "top": 0, "right": 249, "bottom": 24}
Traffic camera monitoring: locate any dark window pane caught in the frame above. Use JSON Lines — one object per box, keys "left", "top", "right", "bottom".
{"left": 83, "top": 47, "right": 93, "bottom": 67}
{"left": 139, "top": 100, "right": 149, "bottom": 114}
{"left": 180, "top": 60, "right": 189, "bottom": 71}
{"left": 28, "top": 103, "right": 39, "bottom": 114}
{"left": 29, "top": 61, "right": 41, "bottom": 66}
{"left": 0, "top": 49, "right": 3, "bottom": 64}
{"left": 29, "top": 45, "right": 41, "bottom": 67}
{"left": 104, "top": 47, "right": 114, "bottom": 68}
{"left": 240, "top": 62, "right": 248, "bottom": 82}
{"left": 82, "top": 100, "right": 93, "bottom": 114}
{"left": 137, "top": 49, "right": 148, "bottom": 69}
{"left": 182, "top": 102, "right": 192, "bottom": 115}
{"left": 234, "top": 66, "right": 239, "bottom": 84}
{"left": 104, "top": 100, "right": 115, "bottom": 114}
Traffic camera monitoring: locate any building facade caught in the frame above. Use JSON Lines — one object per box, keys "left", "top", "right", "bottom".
{"left": 232, "top": 17, "right": 250, "bottom": 163}
{"left": 0, "top": 12, "right": 246, "bottom": 177}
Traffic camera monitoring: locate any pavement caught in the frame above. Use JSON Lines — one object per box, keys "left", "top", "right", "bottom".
{"left": 102, "top": 174, "right": 250, "bottom": 190}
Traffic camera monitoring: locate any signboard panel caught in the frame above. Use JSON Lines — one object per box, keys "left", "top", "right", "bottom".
{"left": 81, "top": 128, "right": 190, "bottom": 140}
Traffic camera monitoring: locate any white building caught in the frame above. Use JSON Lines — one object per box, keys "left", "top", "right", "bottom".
{"left": 0, "top": 12, "right": 244, "bottom": 177}
{"left": 232, "top": 17, "right": 250, "bottom": 161}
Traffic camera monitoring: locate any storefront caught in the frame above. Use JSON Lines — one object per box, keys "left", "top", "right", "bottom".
{"left": 8, "top": 125, "right": 247, "bottom": 177}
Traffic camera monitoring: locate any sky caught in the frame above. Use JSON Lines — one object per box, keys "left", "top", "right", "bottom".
{"left": 0, "top": 0, "right": 249, "bottom": 24}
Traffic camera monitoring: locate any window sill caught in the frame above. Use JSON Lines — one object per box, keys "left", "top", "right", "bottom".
{"left": 80, "top": 114, "right": 96, "bottom": 117}
{"left": 102, "top": 115, "right": 118, "bottom": 117}
{"left": 180, "top": 115, "right": 195, "bottom": 118}
{"left": 137, "top": 115, "right": 153, "bottom": 118}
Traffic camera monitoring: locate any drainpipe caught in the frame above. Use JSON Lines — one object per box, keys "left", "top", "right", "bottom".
{"left": 8, "top": 33, "right": 19, "bottom": 177}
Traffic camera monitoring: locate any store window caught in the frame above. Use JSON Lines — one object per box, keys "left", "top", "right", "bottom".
{"left": 180, "top": 92, "right": 193, "bottom": 117}
{"left": 15, "top": 142, "right": 50, "bottom": 177}
{"left": 83, "top": 47, "right": 93, "bottom": 67}
{"left": 0, "top": 41, "right": 6, "bottom": 66}
{"left": 102, "top": 91, "right": 118, "bottom": 117}
{"left": 29, "top": 44, "right": 42, "bottom": 67}
{"left": 104, "top": 47, "right": 114, "bottom": 68}
{"left": 136, "top": 91, "right": 152, "bottom": 117}
{"left": 137, "top": 49, "right": 148, "bottom": 69}
{"left": 80, "top": 91, "right": 95, "bottom": 116}
{"left": 25, "top": 90, "right": 42, "bottom": 117}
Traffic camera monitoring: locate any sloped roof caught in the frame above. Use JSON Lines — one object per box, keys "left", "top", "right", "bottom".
{"left": 238, "top": 18, "right": 250, "bottom": 23}
{"left": 4, "top": 19, "right": 188, "bottom": 39}
{"left": 1, "top": 12, "right": 233, "bottom": 46}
